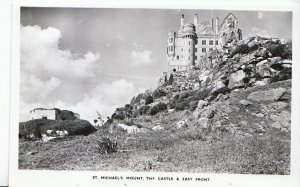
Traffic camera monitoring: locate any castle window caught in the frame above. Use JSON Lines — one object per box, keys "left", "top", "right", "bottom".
{"left": 202, "top": 48, "right": 206, "bottom": 53}
{"left": 195, "top": 48, "right": 197, "bottom": 52}
{"left": 209, "top": 48, "right": 213, "bottom": 51}
{"left": 202, "top": 40, "right": 206, "bottom": 45}
{"left": 209, "top": 40, "right": 213, "bottom": 45}
{"left": 181, "top": 48, "right": 183, "bottom": 52}
{"left": 215, "top": 40, "right": 218, "bottom": 45}
{"left": 177, "top": 56, "right": 179, "bottom": 60}
{"left": 189, "top": 41, "right": 191, "bottom": 45}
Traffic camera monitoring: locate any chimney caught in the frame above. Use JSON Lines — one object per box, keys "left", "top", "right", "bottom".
{"left": 194, "top": 14, "right": 198, "bottom": 27}
{"left": 181, "top": 14, "right": 184, "bottom": 27}
{"left": 215, "top": 17, "right": 219, "bottom": 34}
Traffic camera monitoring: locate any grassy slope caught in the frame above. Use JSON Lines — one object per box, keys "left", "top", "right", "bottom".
{"left": 19, "top": 80, "right": 291, "bottom": 174}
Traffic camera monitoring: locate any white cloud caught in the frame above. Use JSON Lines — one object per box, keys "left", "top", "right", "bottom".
{"left": 20, "top": 74, "right": 62, "bottom": 102}
{"left": 246, "top": 27, "right": 274, "bottom": 38}
{"left": 21, "top": 79, "right": 145, "bottom": 124}
{"left": 21, "top": 25, "right": 100, "bottom": 80}
{"left": 70, "top": 79, "right": 145, "bottom": 123}
{"left": 258, "top": 12, "right": 264, "bottom": 19}
{"left": 130, "top": 50, "right": 153, "bottom": 66}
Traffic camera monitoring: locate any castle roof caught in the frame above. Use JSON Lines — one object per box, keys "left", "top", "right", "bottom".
{"left": 219, "top": 13, "right": 238, "bottom": 29}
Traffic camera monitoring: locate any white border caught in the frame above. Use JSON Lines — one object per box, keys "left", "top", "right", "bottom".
{"left": 0, "top": 0, "right": 11, "bottom": 185}
{"left": 9, "top": 1, "right": 300, "bottom": 187}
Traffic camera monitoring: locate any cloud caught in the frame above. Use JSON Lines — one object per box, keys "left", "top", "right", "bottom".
{"left": 49, "top": 79, "right": 145, "bottom": 124}
{"left": 116, "top": 33, "right": 125, "bottom": 41}
{"left": 21, "top": 25, "right": 100, "bottom": 80}
{"left": 246, "top": 27, "right": 274, "bottom": 38}
{"left": 21, "top": 75, "right": 62, "bottom": 103}
{"left": 130, "top": 50, "right": 153, "bottom": 66}
{"left": 258, "top": 12, "right": 264, "bottom": 19}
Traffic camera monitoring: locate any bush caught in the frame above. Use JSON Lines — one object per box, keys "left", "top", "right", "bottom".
{"left": 140, "top": 105, "right": 150, "bottom": 115}
{"left": 189, "top": 100, "right": 199, "bottom": 111}
{"left": 270, "top": 68, "right": 292, "bottom": 83}
{"left": 97, "top": 137, "right": 118, "bottom": 154}
{"left": 111, "top": 112, "right": 125, "bottom": 121}
{"left": 149, "top": 102, "right": 167, "bottom": 115}
{"left": 152, "top": 88, "right": 166, "bottom": 99}
{"left": 145, "top": 95, "right": 154, "bottom": 105}
{"left": 267, "top": 43, "right": 292, "bottom": 59}
{"left": 175, "top": 101, "right": 189, "bottom": 111}
{"left": 230, "top": 44, "right": 259, "bottom": 57}
{"left": 19, "top": 119, "right": 97, "bottom": 140}
{"left": 192, "top": 89, "right": 210, "bottom": 101}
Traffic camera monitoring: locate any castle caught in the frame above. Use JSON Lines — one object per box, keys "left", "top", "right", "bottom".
{"left": 167, "top": 13, "right": 242, "bottom": 71}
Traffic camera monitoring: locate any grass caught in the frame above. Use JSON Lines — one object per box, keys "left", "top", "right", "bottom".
{"left": 18, "top": 80, "right": 291, "bottom": 174}
{"left": 19, "top": 123, "right": 290, "bottom": 174}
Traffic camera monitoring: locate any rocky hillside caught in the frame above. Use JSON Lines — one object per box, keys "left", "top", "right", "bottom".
{"left": 109, "top": 35, "right": 292, "bottom": 135}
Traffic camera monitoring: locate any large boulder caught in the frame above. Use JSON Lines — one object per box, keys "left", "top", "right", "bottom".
{"left": 197, "top": 100, "right": 208, "bottom": 109}
{"left": 212, "top": 80, "right": 227, "bottom": 93}
{"left": 247, "top": 88, "right": 286, "bottom": 101}
{"left": 228, "top": 70, "right": 247, "bottom": 89}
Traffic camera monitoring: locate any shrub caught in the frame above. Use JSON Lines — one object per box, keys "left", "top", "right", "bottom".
{"left": 270, "top": 68, "right": 292, "bottom": 83}
{"left": 189, "top": 100, "right": 199, "bottom": 111}
{"left": 132, "top": 109, "right": 140, "bottom": 118}
{"left": 97, "top": 137, "right": 118, "bottom": 154}
{"left": 19, "top": 120, "right": 43, "bottom": 140}
{"left": 152, "top": 88, "right": 166, "bottom": 99}
{"left": 192, "top": 89, "right": 210, "bottom": 101}
{"left": 230, "top": 44, "right": 259, "bottom": 57}
{"left": 145, "top": 95, "right": 154, "bottom": 105}
{"left": 111, "top": 112, "right": 125, "bottom": 121}
{"left": 175, "top": 100, "right": 190, "bottom": 111}
{"left": 267, "top": 43, "right": 292, "bottom": 59}
{"left": 140, "top": 105, "right": 150, "bottom": 115}
{"left": 149, "top": 102, "right": 167, "bottom": 115}
{"left": 19, "top": 119, "right": 97, "bottom": 140}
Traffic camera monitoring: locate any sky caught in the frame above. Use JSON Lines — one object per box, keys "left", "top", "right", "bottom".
{"left": 20, "top": 7, "right": 292, "bottom": 123}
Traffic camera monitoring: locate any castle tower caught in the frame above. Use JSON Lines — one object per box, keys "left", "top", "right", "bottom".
{"left": 181, "top": 14, "right": 184, "bottom": 28}
{"left": 167, "top": 32, "right": 176, "bottom": 62}
{"left": 215, "top": 17, "right": 219, "bottom": 34}
{"left": 194, "top": 14, "right": 198, "bottom": 27}
{"left": 181, "top": 24, "right": 196, "bottom": 67}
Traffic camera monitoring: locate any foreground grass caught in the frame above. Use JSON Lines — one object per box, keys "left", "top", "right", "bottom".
{"left": 19, "top": 127, "right": 290, "bottom": 174}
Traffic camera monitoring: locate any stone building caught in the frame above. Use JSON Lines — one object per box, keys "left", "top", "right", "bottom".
{"left": 167, "top": 13, "right": 242, "bottom": 71}
{"left": 29, "top": 108, "right": 80, "bottom": 120}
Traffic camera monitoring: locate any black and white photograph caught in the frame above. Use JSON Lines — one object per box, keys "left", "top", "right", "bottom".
{"left": 18, "top": 7, "right": 293, "bottom": 175}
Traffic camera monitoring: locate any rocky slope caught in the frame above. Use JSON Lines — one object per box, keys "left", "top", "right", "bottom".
{"left": 109, "top": 35, "right": 292, "bottom": 136}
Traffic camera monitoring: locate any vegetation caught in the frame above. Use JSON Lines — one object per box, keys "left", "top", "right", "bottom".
{"left": 19, "top": 119, "right": 97, "bottom": 140}
{"left": 152, "top": 88, "right": 166, "bottom": 99}
{"left": 230, "top": 44, "right": 259, "bottom": 57}
{"left": 149, "top": 102, "right": 168, "bottom": 116}
{"left": 145, "top": 95, "right": 154, "bottom": 105}
{"left": 266, "top": 43, "right": 292, "bottom": 59}
{"left": 270, "top": 68, "right": 292, "bottom": 83}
